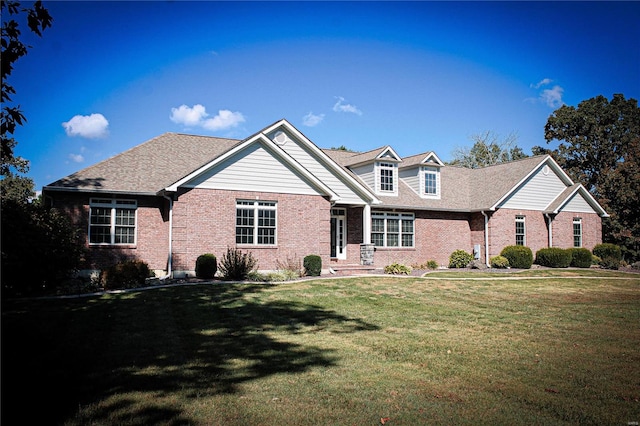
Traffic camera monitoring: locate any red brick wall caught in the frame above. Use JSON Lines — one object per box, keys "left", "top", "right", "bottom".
{"left": 47, "top": 192, "right": 169, "bottom": 271}
{"left": 344, "top": 208, "right": 473, "bottom": 268}
{"left": 171, "top": 188, "right": 331, "bottom": 274}
{"left": 551, "top": 212, "right": 602, "bottom": 250}
{"left": 487, "top": 209, "right": 549, "bottom": 258}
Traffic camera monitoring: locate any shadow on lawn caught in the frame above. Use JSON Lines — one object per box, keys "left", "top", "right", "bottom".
{"left": 2, "top": 283, "right": 378, "bottom": 424}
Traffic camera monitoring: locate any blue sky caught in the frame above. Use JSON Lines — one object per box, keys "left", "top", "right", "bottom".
{"left": 8, "top": 1, "right": 640, "bottom": 191}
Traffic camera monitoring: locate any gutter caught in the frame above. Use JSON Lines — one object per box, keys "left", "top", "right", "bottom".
{"left": 545, "top": 213, "right": 553, "bottom": 247}
{"left": 481, "top": 211, "right": 490, "bottom": 267}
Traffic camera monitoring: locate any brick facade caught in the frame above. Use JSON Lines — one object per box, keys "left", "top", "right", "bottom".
{"left": 171, "top": 188, "right": 331, "bottom": 275}
{"left": 551, "top": 211, "right": 602, "bottom": 251}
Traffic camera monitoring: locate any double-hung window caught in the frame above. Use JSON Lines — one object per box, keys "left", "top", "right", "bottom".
{"left": 573, "top": 217, "right": 582, "bottom": 247}
{"left": 371, "top": 212, "right": 414, "bottom": 247}
{"left": 89, "top": 198, "right": 137, "bottom": 245}
{"left": 515, "top": 215, "right": 526, "bottom": 246}
{"left": 379, "top": 162, "right": 395, "bottom": 192}
{"left": 236, "top": 200, "right": 277, "bottom": 245}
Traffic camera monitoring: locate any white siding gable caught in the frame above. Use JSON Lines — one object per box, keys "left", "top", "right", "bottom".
{"left": 352, "top": 163, "right": 376, "bottom": 190}
{"left": 561, "top": 192, "right": 598, "bottom": 213}
{"left": 184, "top": 142, "right": 321, "bottom": 196}
{"left": 399, "top": 166, "right": 419, "bottom": 193}
{"left": 499, "top": 164, "right": 569, "bottom": 210}
{"left": 267, "top": 129, "right": 369, "bottom": 204}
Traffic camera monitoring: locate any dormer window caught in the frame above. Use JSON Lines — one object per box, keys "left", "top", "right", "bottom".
{"left": 379, "top": 162, "right": 395, "bottom": 192}
{"left": 421, "top": 166, "right": 440, "bottom": 198}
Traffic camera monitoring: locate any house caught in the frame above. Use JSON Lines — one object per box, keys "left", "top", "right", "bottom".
{"left": 43, "top": 119, "right": 608, "bottom": 277}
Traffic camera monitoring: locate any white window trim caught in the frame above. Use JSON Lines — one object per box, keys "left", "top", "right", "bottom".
{"left": 420, "top": 166, "right": 441, "bottom": 199}
{"left": 236, "top": 200, "right": 277, "bottom": 246}
{"left": 89, "top": 198, "right": 138, "bottom": 246}
{"left": 515, "top": 215, "right": 526, "bottom": 246}
{"left": 573, "top": 217, "right": 582, "bottom": 248}
{"left": 371, "top": 211, "right": 414, "bottom": 248}
{"left": 376, "top": 161, "right": 398, "bottom": 196}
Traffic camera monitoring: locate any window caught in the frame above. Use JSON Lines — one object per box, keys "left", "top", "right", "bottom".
{"left": 236, "top": 200, "right": 276, "bottom": 245}
{"left": 424, "top": 171, "right": 437, "bottom": 195}
{"left": 515, "top": 215, "right": 525, "bottom": 246}
{"left": 573, "top": 217, "right": 582, "bottom": 247}
{"left": 371, "top": 212, "right": 414, "bottom": 247}
{"left": 379, "top": 162, "right": 395, "bottom": 192}
{"left": 89, "top": 198, "right": 137, "bottom": 245}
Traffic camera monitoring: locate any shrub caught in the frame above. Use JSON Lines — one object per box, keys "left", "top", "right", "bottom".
{"left": 593, "top": 243, "right": 622, "bottom": 261}
{"left": 219, "top": 248, "right": 257, "bottom": 280}
{"left": 535, "top": 248, "right": 571, "bottom": 268}
{"left": 195, "top": 253, "right": 217, "bottom": 279}
{"left": 500, "top": 245, "right": 533, "bottom": 269}
{"left": 303, "top": 255, "right": 322, "bottom": 276}
{"left": 630, "top": 261, "right": 640, "bottom": 270}
{"left": 568, "top": 248, "right": 592, "bottom": 268}
{"left": 101, "top": 260, "right": 151, "bottom": 290}
{"left": 427, "top": 260, "right": 439, "bottom": 270}
{"left": 449, "top": 249, "right": 474, "bottom": 268}
{"left": 490, "top": 255, "right": 510, "bottom": 269}
{"left": 384, "top": 263, "right": 412, "bottom": 275}
{"left": 275, "top": 254, "right": 303, "bottom": 278}
{"left": 599, "top": 256, "right": 620, "bottom": 270}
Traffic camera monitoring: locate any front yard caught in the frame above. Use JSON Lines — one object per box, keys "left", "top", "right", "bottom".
{"left": 2, "top": 271, "right": 639, "bottom": 425}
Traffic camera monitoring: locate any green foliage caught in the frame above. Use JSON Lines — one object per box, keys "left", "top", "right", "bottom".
{"left": 568, "top": 248, "right": 593, "bottom": 268}
{"left": 490, "top": 255, "right": 510, "bottom": 269}
{"left": 449, "top": 131, "right": 528, "bottom": 169}
{"left": 303, "top": 254, "right": 322, "bottom": 277}
{"left": 195, "top": 253, "right": 217, "bottom": 279}
{"left": 2, "top": 1, "right": 53, "bottom": 176}
{"left": 535, "top": 248, "right": 572, "bottom": 268}
{"left": 0, "top": 173, "right": 35, "bottom": 203}
{"left": 100, "top": 260, "right": 151, "bottom": 290}
{"left": 275, "top": 254, "right": 303, "bottom": 278}
{"left": 592, "top": 243, "right": 622, "bottom": 261}
{"left": 448, "top": 249, "right": 474, "bottom": 268}
{"left": 1, "top": 199, "right": 84, "bottom": 295}
{"left": 544, "top": 94, "right": 640, "bottom": 262}
{"left": 384, "top": 263, "right": 412, "bottom": 275}
{"left": 427, "top": 260, "right": 439, "bottom": 270}
{"left": 218, "top": 248, "right": 257, "bottom": 280}
{"left": 500, "top": 245, "right": 533, "bottom": 269}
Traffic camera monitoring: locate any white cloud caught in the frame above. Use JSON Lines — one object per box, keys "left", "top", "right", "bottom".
{"left": 170, "top": 104, "right": 208, "bottom": 127}
{"left": 531, "top": 78, "right": 553, "bottom": 89}
{"left": 540, "top": 85, "right": 565, "bottom": 108}
{"left": 303, "top": 112, "right": 325, "bottom": 127}
{"left": 202, "top": 110, "right": 246, "bottom": 131}
{"left": 333, "top": 96, "right": 362, "bottom": 115}
{"left": 68, "top": 153, "right": 84, "bottom": 163}
{"left": 170, "top": 104, "right": 245, "bottom": 131}
{"left": 62, "top": 113, "right": 109, "bottom": 139}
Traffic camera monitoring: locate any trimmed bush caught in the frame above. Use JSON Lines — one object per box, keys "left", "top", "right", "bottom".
{"left": 449, "top": 249, "right": 474, "bottom": 268}
{"left": 535, "top": 248, "right": 571, "bottom": 268}
{"left": 219, "top": 248, "right": 257, "bottom": 280}
{"left": 490, "top": 255, "right": 510, "bottom": 269}
{"left": 593, "top": 243, "right": 622, "bottom": 269}
{"left": 384, "top": 263, "right": 412, "bottom": 275}
{"left": 101, "top": 260, "right": 151, "bottom": 290}
{"left": 427, "top": 260, "right": 439, "bottom": 270}
{"left": 568, "top": 248, "right": 592, "bottom": 268}
{"left": 500, "top": 245, "right": 533, "bottom": 269}
{"left": 195, "top": 253, "right": 217, "bottom": 279}
{"left": 303, "top": 255, "right": 322, "bottom": 276}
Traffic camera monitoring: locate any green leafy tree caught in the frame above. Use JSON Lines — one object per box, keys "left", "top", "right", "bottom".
{"left": 449, "top": 131, "right": 528, "bottom": 168}
{"left": 544, "top": 94, "right": 640, "bottom": 261}
{"left": 1, "top": 0, "right": 53, "bottom": 176}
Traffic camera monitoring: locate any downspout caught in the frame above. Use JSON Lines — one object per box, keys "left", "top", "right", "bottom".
{"left": 545, "top": 213, "right": 553, "bottom": 247}
{"left": 161, "top": 194, "right": 174, "bottom": 279}
{"left": 481, "top": 211, "right": 490, "bottom": 267}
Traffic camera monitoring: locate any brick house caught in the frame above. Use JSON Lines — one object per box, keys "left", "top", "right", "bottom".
{"left": 43, "top": 119, "right": 608, "bottom": 277}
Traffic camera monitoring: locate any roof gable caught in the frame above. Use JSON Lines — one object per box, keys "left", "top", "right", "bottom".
{"left": 544, "top": 184, "right": 608, "bottom": 217}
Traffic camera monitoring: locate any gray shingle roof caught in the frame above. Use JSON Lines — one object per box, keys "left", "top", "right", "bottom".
{"left": 45, "top": 133, "right": 241, "bottom": 194}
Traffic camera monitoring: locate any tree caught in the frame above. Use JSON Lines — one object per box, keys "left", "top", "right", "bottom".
{"left": 1, "top": 0, "right": 53, "bottom": 176}
{"left": 449, "top": 131, "right": 528, "bottom": 168}
{"left": 544, "top": 94, "right": 640, "bottom": 261}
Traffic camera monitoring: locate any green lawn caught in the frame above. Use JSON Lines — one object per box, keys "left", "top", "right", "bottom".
{"left": 2, "top": 272, "right": 639, "bottom": 425}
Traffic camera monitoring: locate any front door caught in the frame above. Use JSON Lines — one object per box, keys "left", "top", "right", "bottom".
{"left": 330, "top": 208, "right": 347, "bottom": 260}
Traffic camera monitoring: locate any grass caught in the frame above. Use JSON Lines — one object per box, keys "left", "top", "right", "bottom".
{"left": 2, "top": 272, "right": 639, "bottom": 425}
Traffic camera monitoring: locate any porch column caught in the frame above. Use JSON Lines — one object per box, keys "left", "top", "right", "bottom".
{"left": 363, "top": 204, "right": 371, "bottom": 244}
